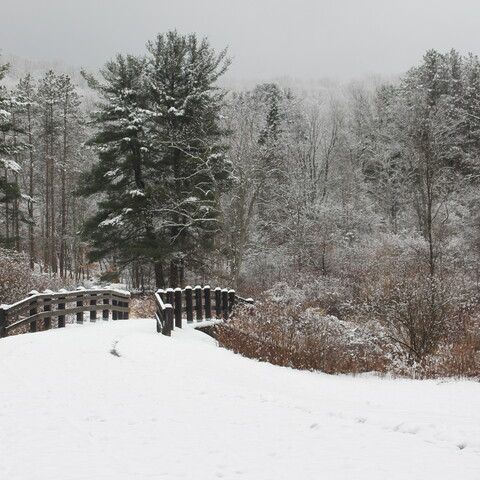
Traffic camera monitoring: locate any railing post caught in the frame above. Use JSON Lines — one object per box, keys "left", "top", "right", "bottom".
{"left": 156, "top": 301, "right": 162, "bottom": 333}
{"left": 228, "top": 289, "right": 236, "bottom": 314}
{"left": 163, "top": 304, "right": 174, "bottom": 336}
{"left": 185, "top": 286, "right": 193, "bottom": 323}
{"left": 29, "top": 299, "right": 38, "bottom": 332}
{"left": 89, "top": 293, "right": 97, "bottom": 322}
{"left": 0, "top": 307, "right": 7, "bottom": 338}
{"left": 76, "top": 289, "right": 84, "bottom": 324}
{"left": 204, "top": 285, "right": 212, "bottom": 320}
{"left": 215, "top": 287, "right": 222, "bottom": 318}
{"left": 166, "top": 288, "right": 174, "bottom": 331}
{"left": 43, "top": 297, "right": 52, "bottom": 330}
{"left": 112, "top": 297, "right": 118, "bottom": 320}
{"left": 174, "top": 288, "right": 182, "bottom": 328}
{"left": 195, "top": 285, "right": 203, "bottom": 322}
{"left": 222, "top": 288, "right": 229, "bottom": 319}
{"left": 58, "top": 295, "right": 66, "bottom": 328}
{"left": 103, "top": 295, "right": 109, "bottom": 320}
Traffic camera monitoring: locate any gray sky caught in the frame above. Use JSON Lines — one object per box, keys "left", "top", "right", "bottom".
{"left": 2, "top": 0, "right": 480, "bottom": 81}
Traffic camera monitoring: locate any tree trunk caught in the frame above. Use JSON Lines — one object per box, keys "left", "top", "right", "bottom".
{"left": 154, "top": 262, "right": 165, "bottom": 289}
{"left": 27, "top": 103, "right": 35, "bottom": 269}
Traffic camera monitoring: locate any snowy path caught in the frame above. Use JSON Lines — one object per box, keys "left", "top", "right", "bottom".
{"left": 0, "top": 319, "right": 479, "bottom": 480}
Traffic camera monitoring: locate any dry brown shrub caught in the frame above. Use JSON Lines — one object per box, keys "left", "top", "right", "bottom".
{"left": 130, "top": 294, "right": 156, "bottom": 318}
{"left": 215, "top": 299, "right": 390, "bottom": 375}
{"left": 214, "top": 291, "right": 480, "bottom": 379}
{"left": 388, "top": 309, "right": 480, "bottom": 378}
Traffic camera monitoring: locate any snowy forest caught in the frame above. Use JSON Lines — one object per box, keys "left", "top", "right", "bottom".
{"left": 1, "top": 32, "right": 479, "bottom": 375}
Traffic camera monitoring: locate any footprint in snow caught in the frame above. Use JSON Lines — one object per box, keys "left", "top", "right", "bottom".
{"left": 110, "top": 340, "right": 121, "bottom": 357}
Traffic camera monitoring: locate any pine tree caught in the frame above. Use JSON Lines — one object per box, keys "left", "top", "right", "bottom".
{"left": 79, "top": 54, "right": 159, "bottom": 281}
{"left": 80, "top": 33, "right": 230, "bottom": 288}
{"left": 145, "top": 31, "right": 231, "bottom": 286}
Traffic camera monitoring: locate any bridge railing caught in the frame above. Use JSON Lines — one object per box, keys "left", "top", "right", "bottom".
{"left": 155, "top": 285, "right": 253, "bottom": 336}
{"left": 0, "top": 288, "right": 130, "bottom": 338}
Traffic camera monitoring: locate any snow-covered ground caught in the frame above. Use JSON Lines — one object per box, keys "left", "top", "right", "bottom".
{"left": 1, "top": 319, "right": 479, "bottom": 480}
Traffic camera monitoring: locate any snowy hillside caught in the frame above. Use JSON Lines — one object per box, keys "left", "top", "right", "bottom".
{"left": 1, "top": 319, "right": 479, "bottom": 480}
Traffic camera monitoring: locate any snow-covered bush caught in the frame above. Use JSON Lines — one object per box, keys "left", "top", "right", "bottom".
{"left": 215, "top": 247, "right": 480, "bottom": 377}
{"left": 215, "top": 297, "right": 390, "bottom": 374}
{"left": 0, "top": 249, "right": 71, "bottom": 304}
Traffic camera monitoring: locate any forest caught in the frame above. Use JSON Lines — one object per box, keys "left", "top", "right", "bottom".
{"left": 1, "top": 32, "right": 479, "bottom": 375}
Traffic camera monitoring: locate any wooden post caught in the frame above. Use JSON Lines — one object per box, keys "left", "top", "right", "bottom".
{"left": 163, "top": 304, "right": 174, "bottom": 336}
{"left": 195, "top": 286, "right": 203, "bottom": 322}
{"left": 103, "top": 296, "right": 109, "bottom": 320}
{"left": 76, "top": 290, "right": 84, "bottom": 323}
{"left": 174, "top": 288, "right": 182, "bottom": 328}
{"left": 118, "top": 301, "right": 124, "bottom": 320}
{"left": 228, "top": 289, "right": 236, "bottom": 314}
{"left": 112, "top": 298, "right": 118, "bottom": 320}
{"left": 204, "top": 285, "right": 212, "bottom": 320}
{"left": 43, "top": 298, "right": 52, "bottom": 330}
{"left": 166, "top": 289, "right": 174, "bottom": 330}
{"left": 58, "top": 296, "right": 66, "bottom": 328}
{"left": 222, "top": 289, "right": 229, "bottom": 320}
{"left": 29, "top": 299, "right": 38, "bottom": 332}
{"left": 0, "top": 307, "right": 7, "bottom": 338}
{"left": 156, "top": 303, "right": 162, "bottom": 333}
{"left": 215, "top": 287, "right": 222, "bottom": 318}
{"left": 185, "top": 286, "right": 193, "bottom": 323}
{"left": 124, "top": 298, "right": 130, "bottom": 319}
{"left": 90, "top": 293, "right": 97, "bottom": 322}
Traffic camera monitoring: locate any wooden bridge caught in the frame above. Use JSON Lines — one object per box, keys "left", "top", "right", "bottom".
{"left": 0, "top": 288, "right": 130, "bottom": 338}
{"left": 155, "top": 286, "right": 253, "bottom": 336}
{"left": 0, "top": 286, "right": 252, "bottom": 338}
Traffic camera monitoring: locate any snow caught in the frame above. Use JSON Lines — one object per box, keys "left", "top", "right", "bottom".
{"left": 104, "top": 169, "right": 120, "bottom": 178}
{"left": 167, "top": 106, "right": 185, "bottom": 116}
{"left": 128, "top": 189, "right": 145, "bottom": 197}
{"left": 98, "top": 214, "right": 124, "bottom": 228}
{"left": 0, "top": 319, "right": 479, "bottom": 480}
{"left": 0, "top": 158, "right": 21, "bottom": 172}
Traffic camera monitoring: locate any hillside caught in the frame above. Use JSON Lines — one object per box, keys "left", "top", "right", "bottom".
{"left": 1, "top": 319, "right": 479, "bottom": 480}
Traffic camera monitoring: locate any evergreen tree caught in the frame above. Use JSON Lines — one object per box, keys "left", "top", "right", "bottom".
{"left": 79, "top": 54, "right": 158, "bottom": 282}
{"left": 145, "top": 31, "right": 231, "bottom": 286}
{"left": 79, "top": 32, "right": 230, "bottom": 287}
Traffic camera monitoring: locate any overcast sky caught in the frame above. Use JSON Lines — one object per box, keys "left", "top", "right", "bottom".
{"left": 2, "top": 0, "right": 480, "bottom": 81}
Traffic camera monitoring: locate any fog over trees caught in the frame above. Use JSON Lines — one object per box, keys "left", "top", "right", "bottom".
{"left": 1, "top": 34, "right": 479, "bottom": 369}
